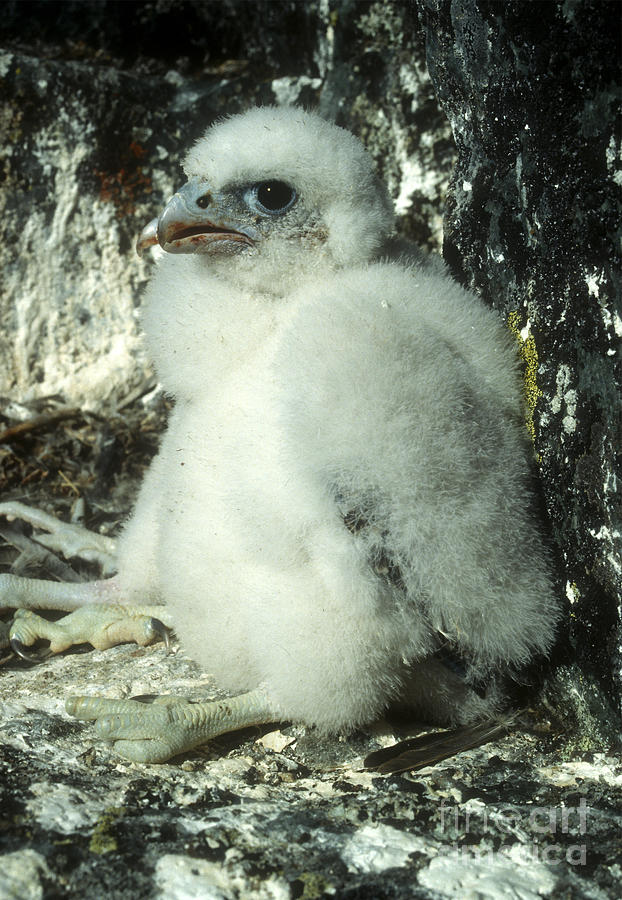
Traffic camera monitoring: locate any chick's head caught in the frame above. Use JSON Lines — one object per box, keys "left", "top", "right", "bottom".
{"left": 138, "top": 107, "right": 394, "bottom": 294}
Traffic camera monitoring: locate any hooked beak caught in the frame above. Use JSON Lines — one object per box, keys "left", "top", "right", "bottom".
{"left": 136, "top": 178, "right": 257, "bottom": 257}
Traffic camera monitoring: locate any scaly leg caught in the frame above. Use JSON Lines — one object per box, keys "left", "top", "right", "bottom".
{"left": 67, "top": 689, "right": 279, "bottom": 763}
{"left": 0, "top": 575, "right": 170, "bottom": 658}
{"left": 0, "top": 575, "right": 172, "bottom": 668}
{"left": 0, "top": 573, "right": 122, "bottom": 611}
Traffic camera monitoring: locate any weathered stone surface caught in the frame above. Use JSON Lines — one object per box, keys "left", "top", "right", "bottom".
{"left": 1, "top": 639, "right": 621, "bottom": 899}
{"left": 415, "top": 0, "right": 621, "bottom": 734}
{"left": 315, "top": 0, "right": 455, "bottom": 249}
{"left": 0, "top": 50, "right": 273, "bottom": 407}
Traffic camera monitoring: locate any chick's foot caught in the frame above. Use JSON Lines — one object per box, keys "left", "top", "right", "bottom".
{"left": 66, "top": 689, "right": 278, "bottom": 763}
{"left": 9, "top": 602, "right": 171, "bottom": 660}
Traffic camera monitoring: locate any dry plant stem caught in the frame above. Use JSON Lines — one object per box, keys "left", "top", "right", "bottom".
{"left": 0, "top": 501, "right": 117, "bottom": 569}
{"left": 0, "top": 407, "right": 83, "bottom": 444}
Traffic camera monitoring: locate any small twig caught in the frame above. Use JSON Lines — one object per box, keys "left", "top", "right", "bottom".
{"left": 58, "top": 469, "right": 81, "bottom": 496}
{"left": 116, "top": 376, "right": 159, "bottom": 412}
{"left": 20, "top": 467, "right": 50, "bottom": 487}
{"left": 0, "top": 523, "right": 83, "bottom": 583}
{"left": 0, "top": 408, "right": 83, "bottom": 444}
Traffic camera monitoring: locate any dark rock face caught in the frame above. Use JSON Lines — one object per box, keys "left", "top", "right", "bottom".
{"left": 2, "top": 642, "right": 622, "bottom": 899}
{"left": 0, "top": 0, "right": 320, "bottom": 75}
{"left": 415, "top": 0, "right": 621, "bottom": 733}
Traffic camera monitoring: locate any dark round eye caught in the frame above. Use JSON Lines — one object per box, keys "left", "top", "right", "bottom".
{"left": 254, "top": 181, "right": 296, "bottom": 213}
{"left": 196, "top": 192, "right": 213, "bottom": 209}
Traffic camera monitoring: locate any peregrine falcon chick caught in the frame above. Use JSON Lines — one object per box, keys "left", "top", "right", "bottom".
{"left": 0, "top": 107, "right": 559, "bottom": 762}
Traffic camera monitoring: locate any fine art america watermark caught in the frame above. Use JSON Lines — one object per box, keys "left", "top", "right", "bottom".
{"left": 436, "top": 798, "right": 588, "bottom": 866}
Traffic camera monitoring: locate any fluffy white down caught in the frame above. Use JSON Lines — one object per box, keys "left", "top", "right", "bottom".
{"left": 116, "top": 107, "right": 558, "bottom": 731}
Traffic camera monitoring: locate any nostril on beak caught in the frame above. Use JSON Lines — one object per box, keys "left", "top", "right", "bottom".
{"left": 196, "top": 193, "right": 212, "bottom": 209}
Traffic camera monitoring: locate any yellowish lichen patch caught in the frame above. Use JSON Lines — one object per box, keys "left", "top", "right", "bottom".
{"left": 89, "top": 806, "right": 124, "bottom": 855}
{"left": 507, "top": 310, "right": 542, "bottom": 444}
{"left": 294, "top": 871, "right": 333, "bottom": 899}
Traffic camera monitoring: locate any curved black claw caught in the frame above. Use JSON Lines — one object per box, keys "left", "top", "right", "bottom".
{"left": 150, "top": 617, "right": 172, "bottom": 651}
{"left": 10, "top": 638, "right": 52, "bottom": 664}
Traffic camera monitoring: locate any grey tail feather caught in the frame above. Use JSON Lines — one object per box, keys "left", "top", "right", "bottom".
{"left": 364, "top": 713, "right": 518, "bottom": 775}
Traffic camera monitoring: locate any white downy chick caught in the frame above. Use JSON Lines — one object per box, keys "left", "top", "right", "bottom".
{"left": 110, "top": 105, "right": 559, "bottom": 739}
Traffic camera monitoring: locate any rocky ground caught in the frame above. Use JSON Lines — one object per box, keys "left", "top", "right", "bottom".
{"left": 2, "top": 630, "right": 621, "bottom": 900}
